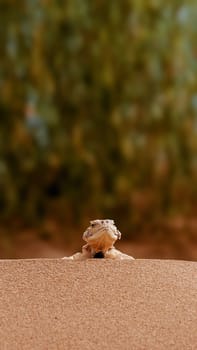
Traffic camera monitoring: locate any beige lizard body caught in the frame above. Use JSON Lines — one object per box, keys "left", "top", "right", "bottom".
{"left": 63, "top": 219, "right": 134, "bottom": 260}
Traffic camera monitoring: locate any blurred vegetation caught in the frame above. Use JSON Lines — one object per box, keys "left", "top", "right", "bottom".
{"left": 0, "top": 0, "right": 197, "bottom": 237}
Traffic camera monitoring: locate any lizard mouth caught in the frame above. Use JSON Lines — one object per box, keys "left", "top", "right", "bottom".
{"left": 86, "top": 228, "right": 118, "bottom": 251}
{"left": 87, "top": 227, "right": 118, "bottom": 239}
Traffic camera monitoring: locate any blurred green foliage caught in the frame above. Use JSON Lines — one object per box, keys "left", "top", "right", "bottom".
{"left": 0, "top": 0, "right": 197, "bottom": 233}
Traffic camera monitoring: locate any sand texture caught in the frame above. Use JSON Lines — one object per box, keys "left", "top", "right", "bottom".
{"left": 0, "top": 259, "right": 197, "bottom": 350}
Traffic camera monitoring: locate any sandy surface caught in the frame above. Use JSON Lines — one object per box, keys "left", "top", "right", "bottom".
{"left": 0, "top": 259, "right": 196, "bottom": 350}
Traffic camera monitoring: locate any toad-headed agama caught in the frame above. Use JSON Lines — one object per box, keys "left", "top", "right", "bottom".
{"left": 62, "top": 219, "right": 134, "bottom": 260}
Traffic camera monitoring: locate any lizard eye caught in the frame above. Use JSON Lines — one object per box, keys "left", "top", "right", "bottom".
{"left": 91, "top": 223, "right": 96, "bottom": 227}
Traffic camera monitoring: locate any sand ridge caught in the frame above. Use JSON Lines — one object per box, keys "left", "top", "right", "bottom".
{"left": 0, "top": 259, "right": 197, "bottom": 349}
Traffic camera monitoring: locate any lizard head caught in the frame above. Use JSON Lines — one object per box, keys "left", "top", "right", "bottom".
{"left": 83, "top": 219, "right": 121, "bottom": 252}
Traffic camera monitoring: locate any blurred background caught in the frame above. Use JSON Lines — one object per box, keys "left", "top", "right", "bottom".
{"left": 0, "top": 0, "right": 196, "bottom": 260}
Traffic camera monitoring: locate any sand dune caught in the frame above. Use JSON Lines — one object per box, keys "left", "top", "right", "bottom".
{"left": 0, "top": 259, "right": 196, "bottom": 349}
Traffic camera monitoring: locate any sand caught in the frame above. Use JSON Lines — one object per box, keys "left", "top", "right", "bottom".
{"left": 0, "top": 259, "right": 196, "bottom": 349}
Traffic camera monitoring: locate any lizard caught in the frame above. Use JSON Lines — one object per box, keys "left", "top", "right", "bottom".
{"left": 62, "top": 219, "right": 134, "bottom": 260}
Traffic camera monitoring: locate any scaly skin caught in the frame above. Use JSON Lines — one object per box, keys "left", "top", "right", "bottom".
{"left": 62, "top": 219, "right": 134, "bottom": 260}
